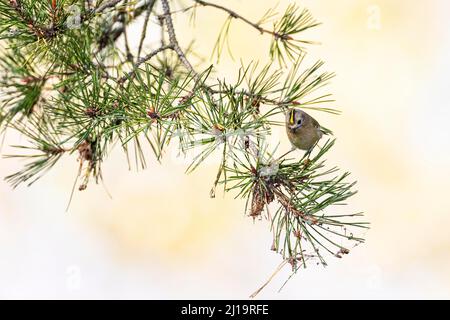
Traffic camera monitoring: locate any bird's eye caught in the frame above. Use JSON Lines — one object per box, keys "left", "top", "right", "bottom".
{"left": 297, "top": 119, "right": 302, "bottom": 125}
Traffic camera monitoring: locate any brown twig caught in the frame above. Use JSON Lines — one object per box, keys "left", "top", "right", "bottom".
{"left": 95, "top": 0, "right": 123, "bottom": 13}
{"left": 122, "top": 0, "right": 134, "bottom": 62}
{"left": 118, "top": 44, "right": 175, "bottom": 83}
{"left": 161, "top": 0, "right": 199, "bottom": 78}
{"left": 193, "top": 0, "right": 293, "bottom": 40}
{"left": 137, "top": 0, "right": 157, "bottom": 57}
{"left": 274, "top": 188, "right": 319, "bottom": 225}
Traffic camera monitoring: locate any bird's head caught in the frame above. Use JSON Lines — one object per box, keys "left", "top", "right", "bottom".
{"left": 287, "top": 108, "right": 305, "bottom": 131}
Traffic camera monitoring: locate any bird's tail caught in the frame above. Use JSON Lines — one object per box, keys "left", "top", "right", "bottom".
{"left": 320, "top": 126, "right": 333, "bottom": 136}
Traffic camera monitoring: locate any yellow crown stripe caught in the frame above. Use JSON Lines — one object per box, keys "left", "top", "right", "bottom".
{"left": 289, "top": 109, "right": 295, "bottom": 124}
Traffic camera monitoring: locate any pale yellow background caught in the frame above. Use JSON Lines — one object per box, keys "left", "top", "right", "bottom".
{"left": 1, "top": 0, "right": 450, "bottom": 299}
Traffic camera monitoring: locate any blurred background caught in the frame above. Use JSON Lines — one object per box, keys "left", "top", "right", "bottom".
{"left": 1, "top": 0, "right": 450, "bottom": 299}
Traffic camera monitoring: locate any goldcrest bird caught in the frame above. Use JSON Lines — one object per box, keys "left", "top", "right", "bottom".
{"left": 285, "top": 108, "right": 323, "bottom": 153}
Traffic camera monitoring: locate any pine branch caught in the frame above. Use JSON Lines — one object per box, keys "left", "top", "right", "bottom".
{"left": 193, "top": 0, "right": 319, "bottom": 64}
{"left": 137, "top": 0, "right": 157, "bottom": 57}
{"left": 0, "top": 0, "right": 368, "bottom": 294}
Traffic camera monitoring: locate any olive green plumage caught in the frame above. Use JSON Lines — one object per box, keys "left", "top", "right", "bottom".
{"left": 285, "top": 108, "right": 323, "bottom": 151}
